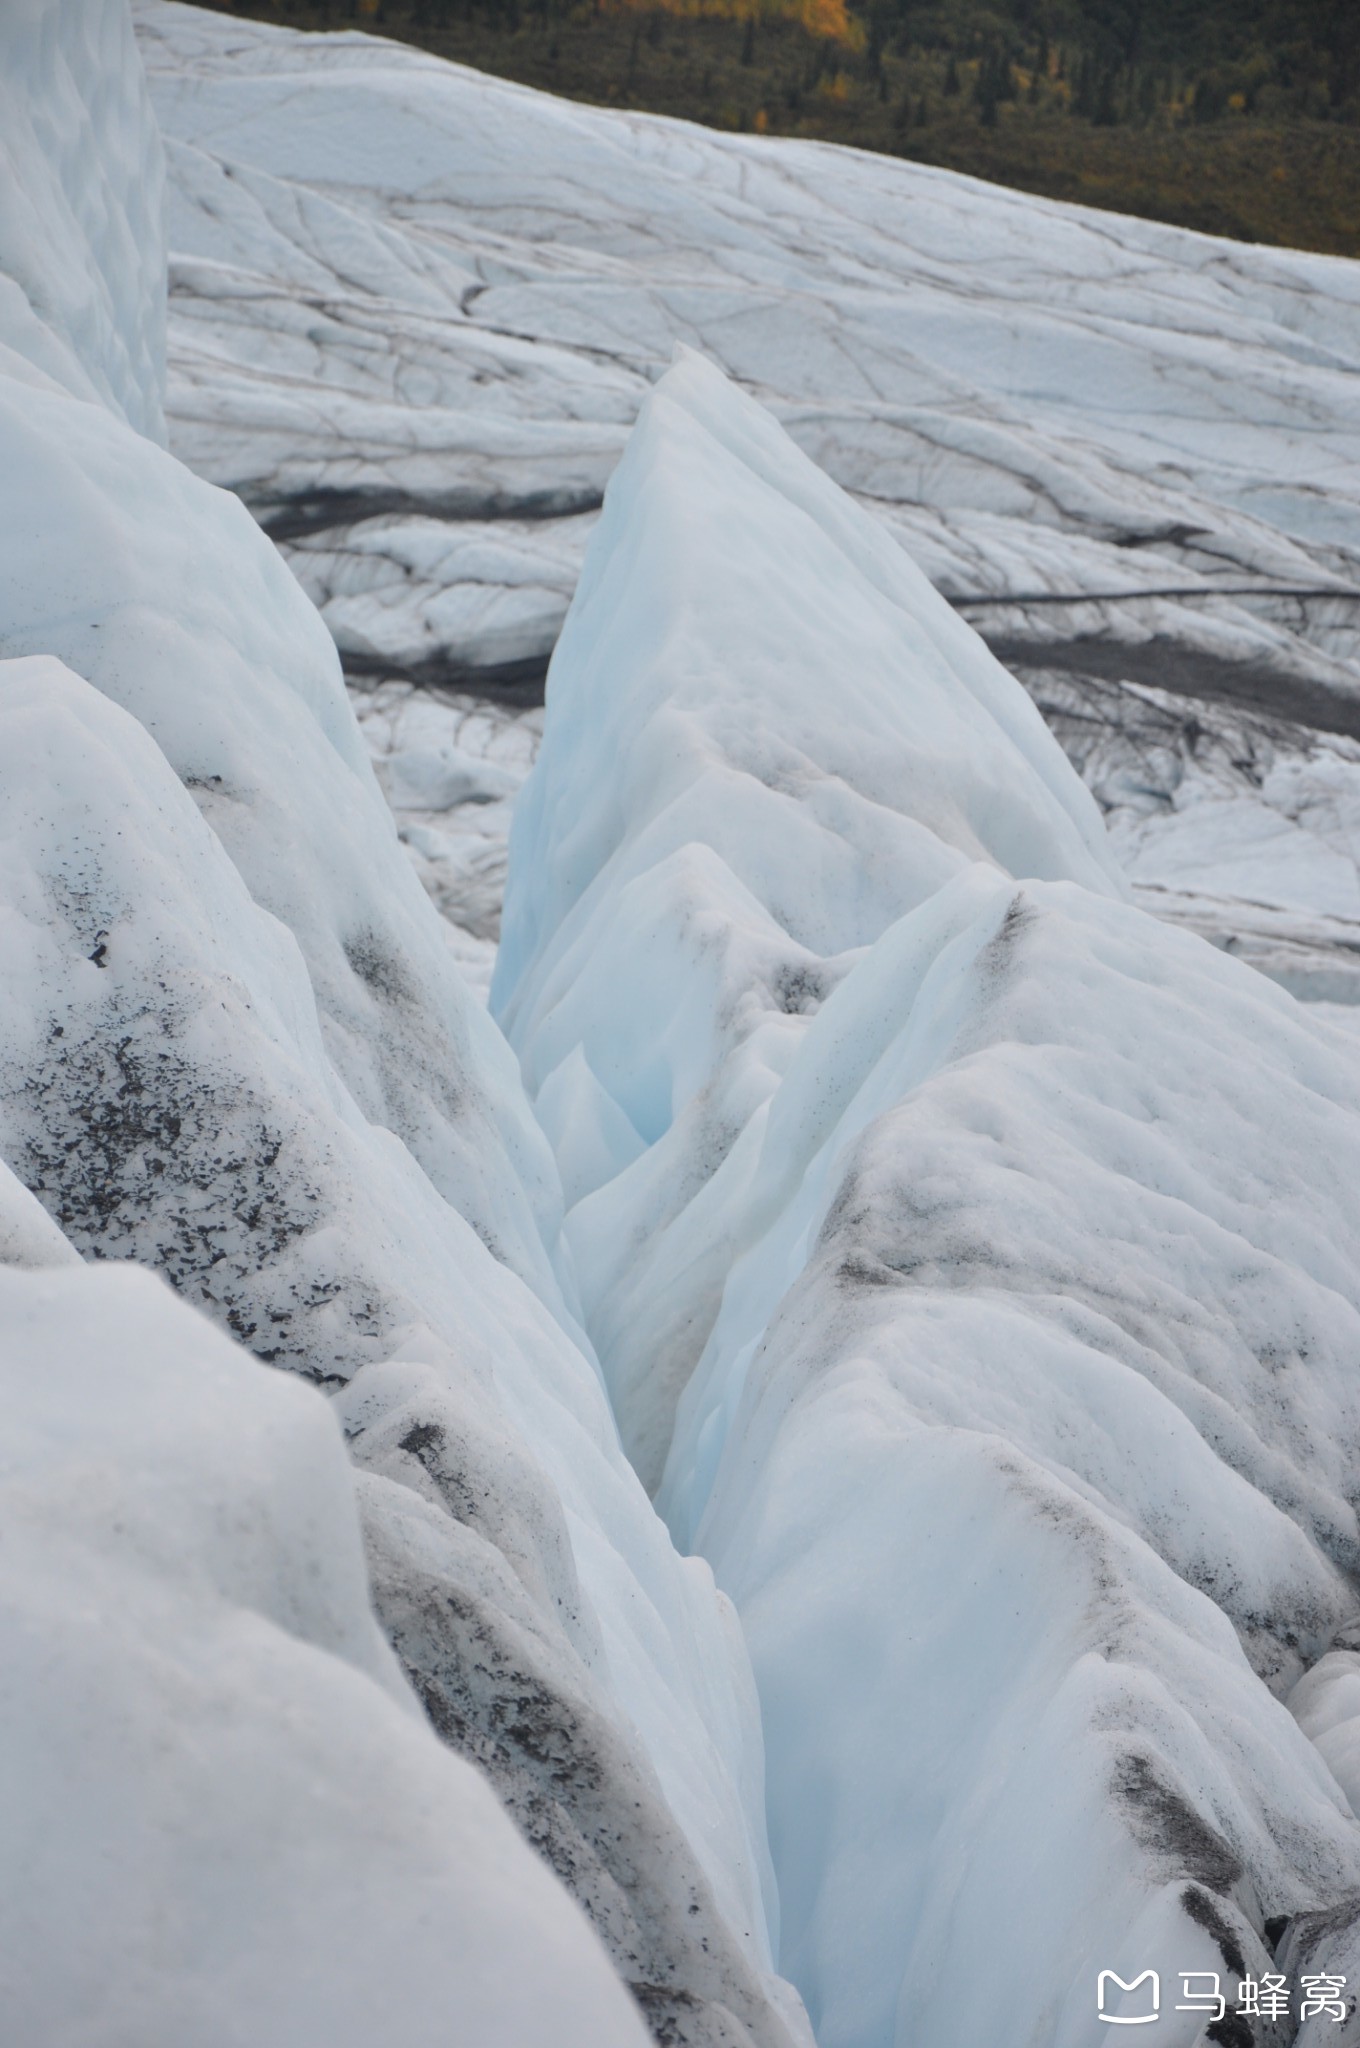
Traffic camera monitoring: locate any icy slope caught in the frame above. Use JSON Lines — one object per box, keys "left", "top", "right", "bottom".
{"left": 0, "top": 355, "right": 573, "bottom": 1317}
{"left": 0, "top": 14, "right": 809, "bottom": 2043}
{"left": 132, "top": 0, "right": 1360, "bottom": 1006}
{"left": 134, "top": 0, "right": 1360, "bottom": 656}
{"left": 497, "top": 356, "right": 1360, "bottom": 2047}
{"left": 0, "top": 644, "right": 797, "bottom": 2036}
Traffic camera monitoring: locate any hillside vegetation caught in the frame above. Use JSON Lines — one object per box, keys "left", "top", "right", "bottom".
{"left": 196, "top": 0, "right": 1360, "bottom": 255}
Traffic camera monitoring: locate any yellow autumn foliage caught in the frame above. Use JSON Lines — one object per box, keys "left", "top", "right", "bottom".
{"left": 605, "top": 0, "right": 857, "bottom": 46}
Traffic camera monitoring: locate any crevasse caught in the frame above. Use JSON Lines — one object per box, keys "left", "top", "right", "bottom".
{"left": 0, "top": 9, "right": 809, "bottom": 2046}
{"left": 8, "top": 6, "right": 1360, "bottom": 2048}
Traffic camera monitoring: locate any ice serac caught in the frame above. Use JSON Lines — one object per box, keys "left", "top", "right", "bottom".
{"left": 0, "top": 0, "right": 165, "bottom": 437}
{"left": 0, "top": 1259, "right": 650, "bottom": 2048}
{"left": 495, "top": 346, "right": 1123, "bottom": 1489}
{"left": 497, "top": 355, "right": 1360, "bottom": 2047}
{"left": 0, "top": 19, "right": 808, "bottom": 2045}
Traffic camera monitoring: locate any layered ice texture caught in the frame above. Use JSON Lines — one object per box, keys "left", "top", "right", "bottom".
{"left": 10, "top": 4, "right": 1360, "bottom": 2047}
{"left": 496, "top": 354, "right": 1360, "bottom": 2047}
{"left": 0, "top": 8, "right": 809, "bottom": 2045}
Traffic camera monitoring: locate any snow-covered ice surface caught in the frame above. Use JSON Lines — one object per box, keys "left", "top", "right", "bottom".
{"left": 0, "top": 12, "right": 811, "bottom": 2045}
{"left": 496, "top": 354, "right": 1360, "bottom": 2048}
{"left": 131, "top": 0, "right": 1360, "bottom": 1008}
{"left": 12, "top": 4, "right": 1360, "bottom": 2045}
{"left": 1035, "top": 670, "right": 1360, "bottom": 1005}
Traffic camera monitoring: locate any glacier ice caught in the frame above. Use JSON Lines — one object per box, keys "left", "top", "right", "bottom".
{"left": 133, "top": 0, "right": 1360, "bottom": 1007}
{"left": 9, "top": 3, "right": 1360, "bottom": 2043}
{"left": 1038, "top": 672, "right": 1360, "bottom": 1006}
{"left": 495, "top": 345, "right": 1125, "bottom": 1487}
{"left": 1291, "top": 1636, "right": 1360, "bottom": 1824}
{"left": 497, "top": 354, "right": 1360, "bottom": 2047}
{"left": 0, "top": 11, "right": 811, "bottom": 2044}
{"left": 0, "top": 1256, "right": 653, "bottom": 2048}
{"left": 0, "top": 0, "right": 165, "bottom": 436}
{"left": 350, "top": 681, "right": 545, "bottom": 998}
{"left": 0, "top": 364, "right": 574, "bottom": 1318}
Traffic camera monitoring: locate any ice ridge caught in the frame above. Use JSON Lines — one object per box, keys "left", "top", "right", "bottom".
{"left": 0, "top": 13, "right": 811, "bottom": 2046}
{"left": 498, "top": 352, "right": 1360, "bottom": 2048}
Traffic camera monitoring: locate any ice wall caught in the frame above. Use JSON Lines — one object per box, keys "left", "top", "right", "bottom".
{"left": 497, "top": 354, "right": 1360, "bottom": 2047}
{"left": 0, "top": 647, "right": 804, "bottom": 2046}
{"left": 495, "top": 346, "right": 1123, "bottom": 1489}
{"left": 0, "top": 346, "right": 573, "bottom": 1320}
{"left": 0, "top": 16, "right": 808, "bottom": 2044}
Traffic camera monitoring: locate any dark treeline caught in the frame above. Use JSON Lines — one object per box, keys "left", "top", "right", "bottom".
{"left": 280, "top": 0, "right": 1359, "bottom": 123}
{"left": 195, "top": 0, "right": 1360, "bottom": 252}
{"left": 868, "top": 0, "right": 1359, "bottom": 129}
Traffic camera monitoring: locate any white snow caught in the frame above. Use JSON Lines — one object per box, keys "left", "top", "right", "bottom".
{"left": 497, "top": 355, "right": 1360, "bottom": 2048}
